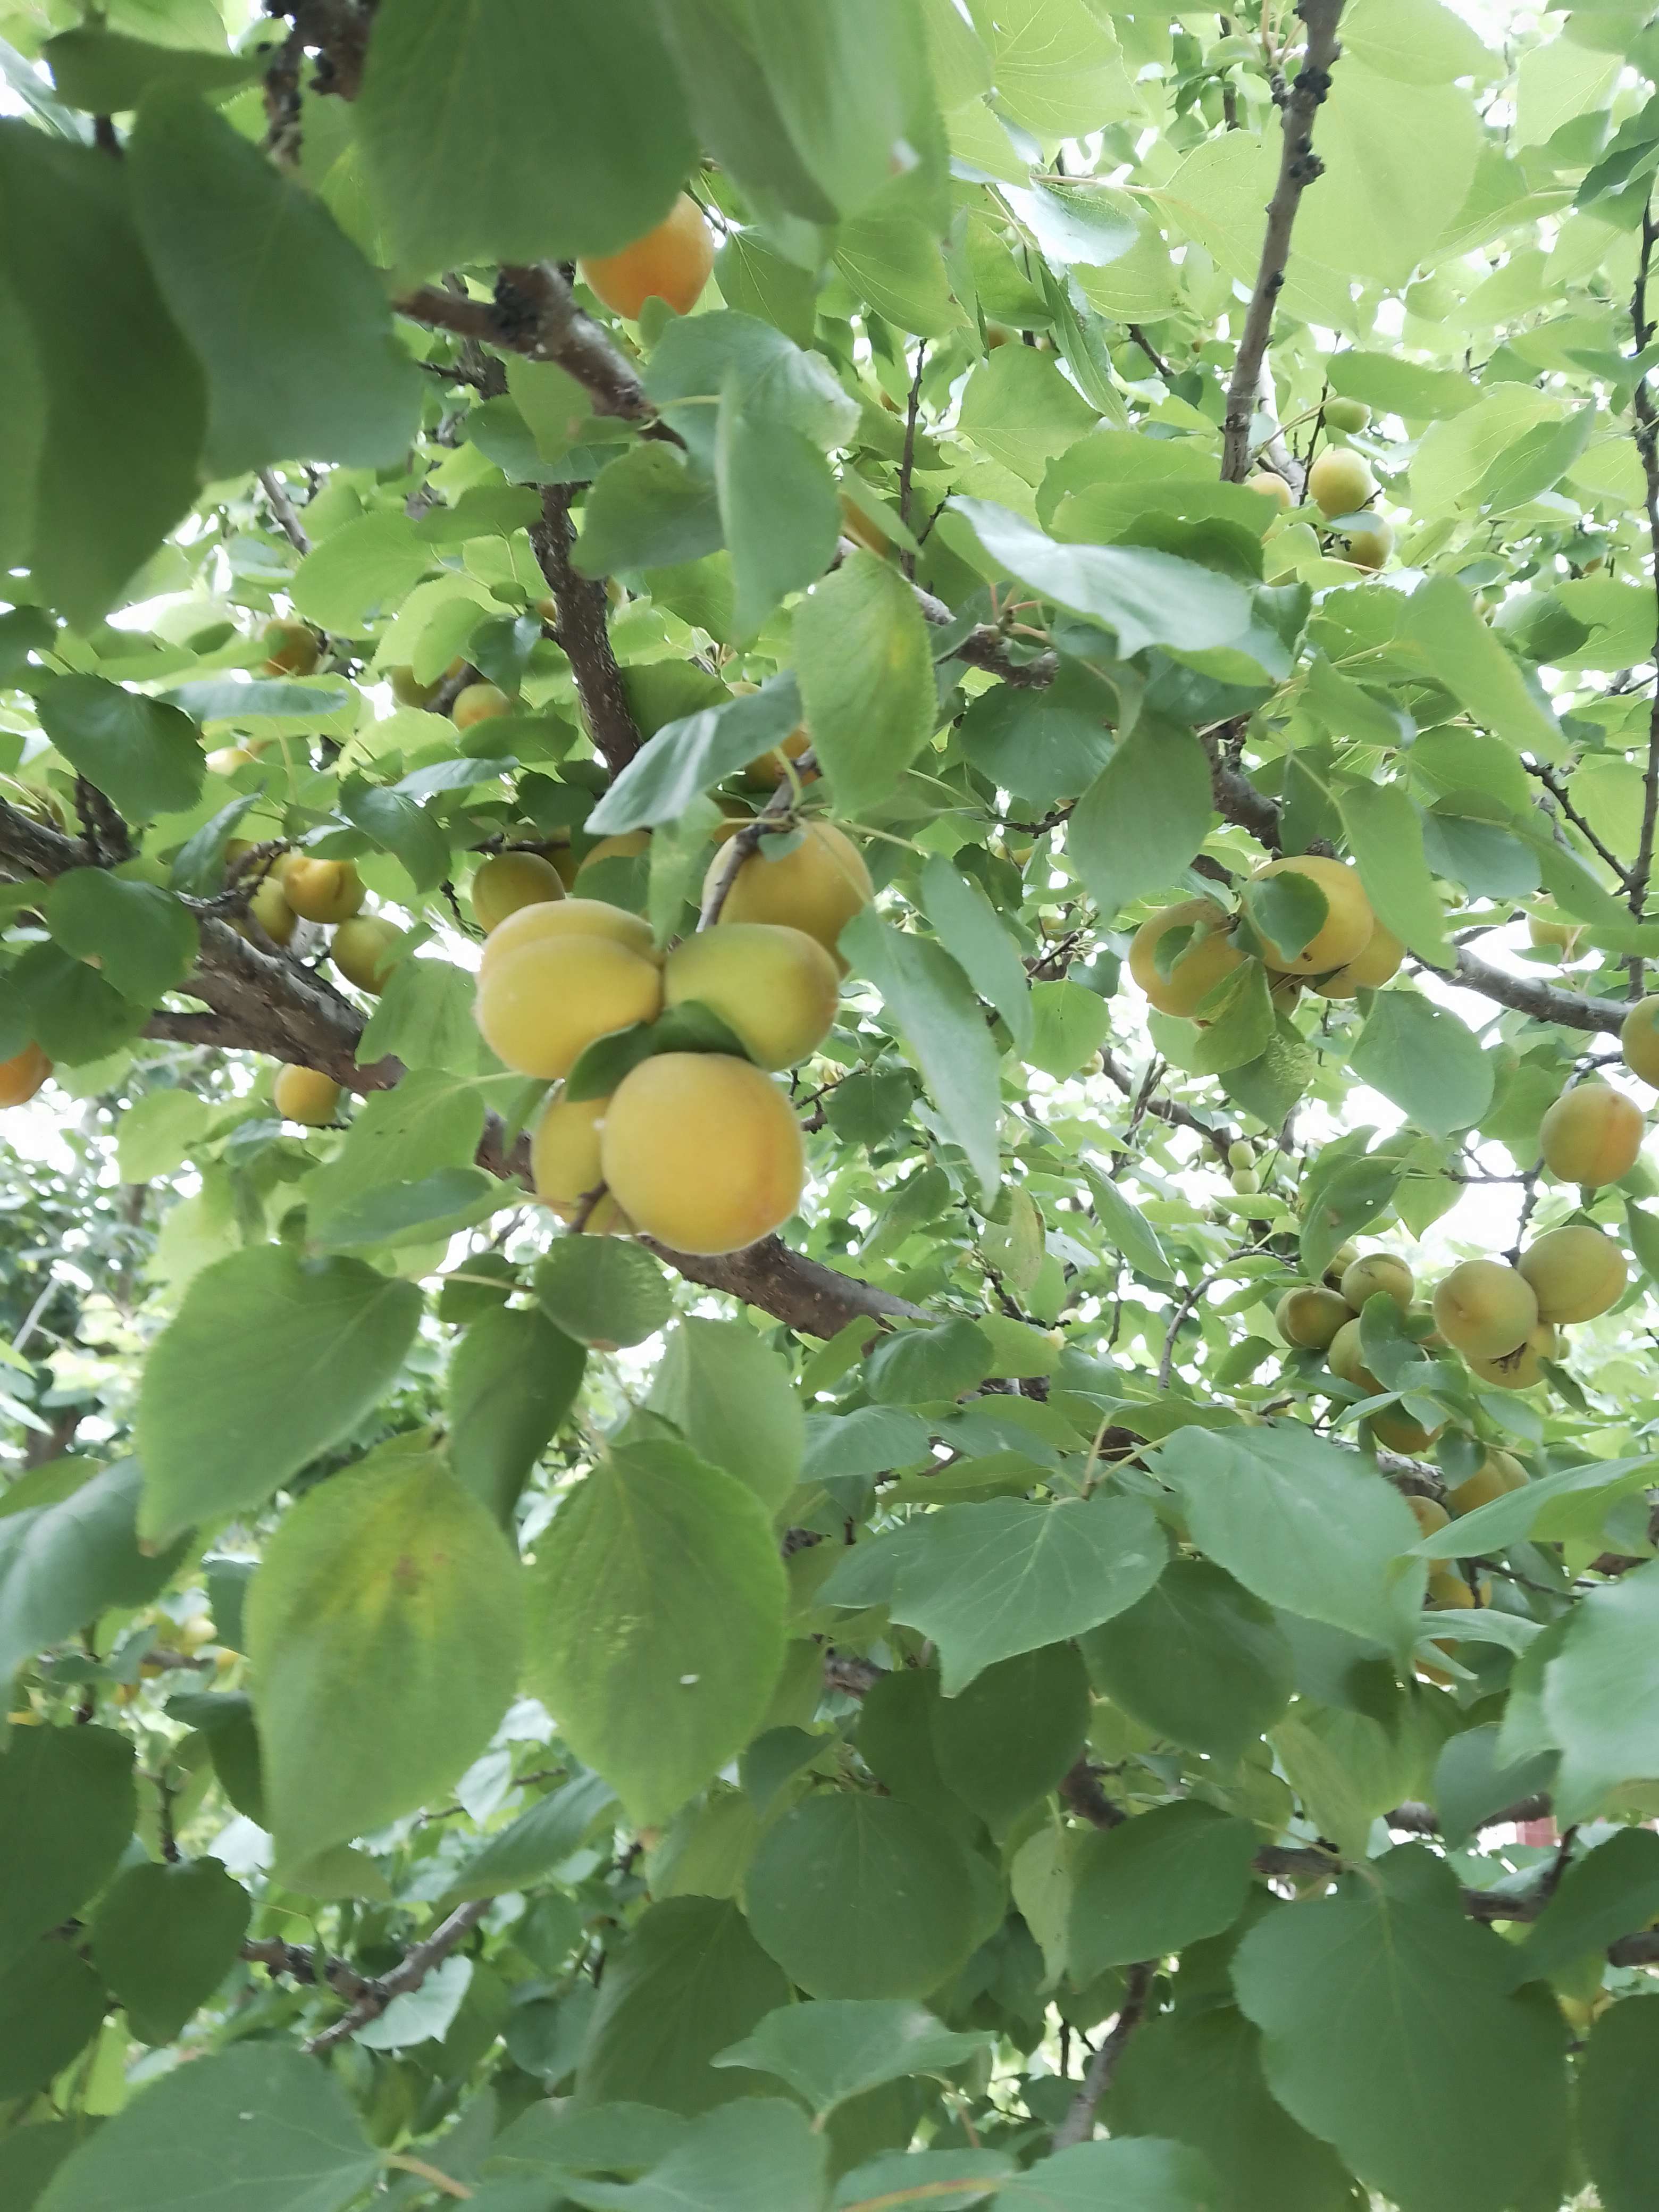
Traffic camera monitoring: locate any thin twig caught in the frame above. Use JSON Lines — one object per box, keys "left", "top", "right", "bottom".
{"left": 304, "top": 1897, "right": 493, "bottom": 2052}
{"left": 1051, "top": 1962, "right": 1156, "bottom": 2150}
{"left": 1624, "top": 192, "right": 1659, "bottom": 996}
{"left": 257, "top": 468, "right": 312, "bottom": 556}
{"left": 898, "top": 343, "right": 927, "bottom": 580}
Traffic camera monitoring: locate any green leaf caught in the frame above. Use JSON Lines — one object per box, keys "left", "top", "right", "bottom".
{"left": 1347, "top": 991, "right": 1494, "bottom": 1137}
{"left": 289, "top": 513, "right": 433, "bottom": 634}
{"left": 959, "top": 346, "right": 1100, "bottom": 485}
{"left": 957, "top": 667, "right": 1113, "bottom": 809}
{"left": 36, "top": 2043, "right": 379, "bottom": 2212}
{"left": 44, "top": 26, "right": 256, "bottom": 108}
{"left": 1325, "top": 350, "right": 1477, "bottom": 420}
{"left": 246, "top": 1440, "right": 523, "bottom": 1873}
{"left": 10, "top": 943, "right": 141, "bottom": 1066}
{"left": 744, "top": 1793, "right": 979, "bottom": 1999}
{"left": 748, "top": 0, "right": 940, "bottom": 223}
{"left": 1516, "top": 1829, "right": 1659, "bottom": 1984}
{"left": 136, "top": 1246, "right": 423, "bottom": 1542}
{"left": 558, "top": 2098, "right": 826, "bottom": 2212}
{"left": 1186, "top": 961, "right": 1276, "bottom": 1080}
{"left": 716, "top": 2001, "right": 991, "bottom": 2118}
{"left": 0, "top": 1943, "right": 106, "bottom": 2099}
{"left": 1068, "top": 723, "right": 1213, "bottom": 923}
{"left": 575, "top": 445, "right": 724, "bottom": 577}
{"left": 578, "top": 1897, "right": 790, "bottom": 2116}
{"left": 929, "top": 1643, "right": 1090, "bottom": 1833}
{"left": 1403, "top": 575, "right": 1563, "bottom": 758}
{"left": 45, "top": 872, "right": 197, "bottom": 1004}
{"left": 0, "top": 125, "right": 204, "bottom": 627}
{"left": 716, "top": 396, "right": 841, "bottom": 643}
{"left": 1079, "top": 1160, "right": 1174, "bottom": 1281}
{"left": 918, "top": 854, "right": 1033, "bottom": 1056}
{"left": 885, "top": 1493, "right": 1167, "bottom": 1694}
{"left": 0, "top": 2122, "right": 98, "bottom": 2212}
{"left": 1001, "top": 2139, "right": 1219, "bottom": 2212}
{"left": 525, "top": 1440, "right": 787, "bottom": 1825}
{"left": 1540, "top": 1560, "right": 1659, "bottom": 1822}
{"left": 0, "top": 1460, "right": 189, "bottom": 1686}
{"left": 645, "top": 1318, "right": 803, "bottom": 1513}
{"left": 534, "top": 1239, "right": 674, "bottom": 1349}
{"left": 1069, "top": 1801, "right": 1258, "bottom": 1982}
{"left": 1429, "top": 1725, "right": 1557, "bottom": 1853}
{"left": 1240, "top": 871, "right": 1328, "bottom": 968}
{"left": 303, "top": 1070, "right": 485, "bottom": 1243}
{"left": 1082, "top": 1560, "right": 1295, "bottom": 1763}
{"left": 795, "top": 552, "right": 936, "bottom": 815}
{"left": 309, "top": 1166, "right": 502, "bottom": 1252}
{"left": 90, "top": 1856, "right": 249, "bottom": 2045}
{"left": 356, "top": 0, "right": 694, "bottom": 275}
{"left": 0, "top": 1725, "right": 135, "bottom": 1974}
{"left": 1164, "top": 1427, "right": 1425, "bottom": 1664}
{"left": 448, "top": 1305, "right": 586, "bottom": 1525}
{"left": 34, "top": 677, "right": 202, "bottom": 822}
{"left": 441, "top": 1768, "right": 617, "bottom": 1904}
{"left": 586, "top": 675, "right": 801, "bottom": 836}
{"left": 1231, "top": 1848, "right": 1570, "bottom": 2212}
{"left": 1336, "top": 781, "right": 1455, "bottom": 969}
{"left": 840, "top": 911, "right": 1003, "bottom": 1202}
{"left": 339, "top": 780, "right": 449, "bottom": 894}
{"left": 865, "top": 1317, "right": 994, "bottom": 1406}
{"left": 1580, "top": 1997, "right": 1659, "bottom": 2212}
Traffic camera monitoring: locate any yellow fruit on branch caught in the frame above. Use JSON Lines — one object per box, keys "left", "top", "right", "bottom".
{"left": 1340, "top": 1252, "right": 1413, "bottom": 1311}
{"left": 279, "top": 856, "right": 365, "bottom": 926}
{"left": 472, "top": 851, "right": 566, "bottom": 934}
{"left": 244, "top": 876, "right": 298, "bottom": 947}
{"left": 578, "top": 193, "right": 715, "bottom": 320}
{"left": 1466, "top": 1323, "right": 1559, "bottom": 1392}
{"left": 1275, "top": 1286, "right": 1351, "bottom": 1351}
{"left": 664, "top": 923, "right": 840, "bottom": 1072}
{"left": 599, "top": 1052, "right": 805, "bottom": 1255}
{"left": 453, "top": 682, "right": 512, "bottom": 731}
{"left": 530, "top": 1091, "right": 630, "bottom": 1232}
{"left": 1516, "top": 1224, "right": 1627, "bottom": 1325}
{"left": 1369, "top": 1406, "right": 1442, "bottom": 1454}
{"left": 1408, "top": 1495, "right": 1451, "bottom": 1537}
{"left": 1127, "top": 898, "right": 1246, "bottom": 1017}
{"left": 330, "top": 916, "right": 405, "bottom": 994}
{"left": 260, "top": 618, "right": 320, "bottom": 677}
{"left": 1327, "top": 1317, "right": 1381, "bottom": 1394}
{"left": 1539, "top": 1082, "right": 1645, "bottom": 1188}
{"left": 705, "top": 821, "right": 873, "bottom": 969}
{"left": 1432, "top": 1259, "right": 1538, "bottom": 1360}
{"left": 474, "top": 933, "right": 663, "bottom": 1079}
{"left": 745, "top": 727, "right": 817, "bottom": 789}
{"left": 1307, "top": 446, "right": 1377, "bottom": 518}
{"left": 1311, "top": 922, "right": 1404, "bottom": 998}
{"left": 0, "top": 1043, "right": 51, "bottom": 1107}
{"left": 575, "top": 830, "right": 651, "bottom": 884}
{"left": 273, "top": 1066, "right": 342, "bottom": 1126}
{"left": 1322, "top": 397, "right": 1372, "bottom": 434}
{"left": 1244, "top": 470, "right": 1294, "bottom": 510}
{"left": 205, "top": 745, "right": 257, "bottom": 776}
{"left": 1528, "top": 906, "right": 1586, "bottom": 962}
{"left": 1250, "top": 855, "right": 1375, "bottom": 974}
{"left": 1621, "top": 994, "right": 1659, "bottom": 1087}
{"left": 479, "top": 897, "right": 658, "bottom": 976}
{"left": 1322, "top": 1241, "right": 1359, "bottom": 1290}
{"left": 1446, "top": 1448, "right": 1527, "bottom": 1515}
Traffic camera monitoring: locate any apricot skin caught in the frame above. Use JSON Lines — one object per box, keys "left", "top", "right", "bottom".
{"left": 1251, "top": 856, "right": 1374, "bottom": 974}
{"left": 273, "top": 1066, "right": 341, "bottom": 1126}
{"left": 745, "top": 727, "right": 817, "bottom": 789}
{"left": 1327, "top": 1318, "right": 1380, "bottom": 1394}
{"left": 1518, "top": 1225, "right": 1627, "bottom": 1325}
{"left": 530, "top": 1091, "right": 630, "bottom": 1232}
{"left": 1312, "top": 923, "right": 1403, "bottom": 998}
{"left": 0, "top": 1043, "right": 51, "bottom": 1107}
{"left": 474, "top": 935, "right": 663, "bottom": 1080}
{"left": 1622, "top": 995, "right": 1659, "bottom": 1087}
{"left": 245, "top": 876, "right": 298, "bottom": 947}
{"left": 1307, "top": 447, "right": 1377, "bottom": 518}
{"left": 1245, "top": 471, "right": 1293, "bottom": 511}
{"left": 454, "top": 683, "right": 511, "bottom": 731}
{"left": 330, "top": 917, "right": 405, "bottom": 994}
{"left": 1467, "top": 1325, "right": 1559, "bottom": 1392}
{"left": 1539, "top": 1083, "right": 1645, "bottom": 1188}
{"left": 706, "top": 822, "right": 873, "bottom": 969}
{"left": 1341, "top": 1254, "right": 1413, "bottom": 1311}
{"left": 472, "top": 852, "right": 565, "bottom": 935}
{"left": 579, "top": 194, "right": 714, "bottom": 321}
{"left": 479, "top": 898, "right": 657, "bottom": 976}
{"left": 261, "top": 619, "right": 319, "bottom": 677}
{"left": 1447, "top": 1448, "right": 1527, "bottom": 1515}
{"left": 1128, "top": 898, "right": 1246, "bottom": 1018}
{"left": 600, "top": 1052, "right": 804, "bottom": 1255}
{"left": 1432, "top": 1260, "right": 1538, "bottom": 1360}
{"left": 1275, "top": 1285, "right": 1350, "bottom": 1351}
{"left": 280, "top": 857, "right": 365, "bottom": 926}
{"left": 664, "top": 924, "right": 840, "bottom": 1073}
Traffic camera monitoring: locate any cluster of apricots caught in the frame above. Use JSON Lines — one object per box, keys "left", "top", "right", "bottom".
{"left": 1244, "top": 402, "right": 1393, "bottom": 570}
{"left": 468, "top": 819, "right": 872, "bottom": 1255}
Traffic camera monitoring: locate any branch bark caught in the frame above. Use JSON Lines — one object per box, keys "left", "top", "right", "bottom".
{"left": 397, "top": 263, "right": 659, "bottom": 427}
{"left": 1626, "top": 194, "right": 1659, "bottom": 958}
{"left": 1051, "top": 1962, "right": 1156, "bottom": 2150}
{"left": 529, "top": 485, "right": 645, "bottom": 775}
{"left": 303, "top": 1897, "right": 493, "bottom": 2052}
{"left": 1220, "top": 1, "right": 1347, "bottom": 481}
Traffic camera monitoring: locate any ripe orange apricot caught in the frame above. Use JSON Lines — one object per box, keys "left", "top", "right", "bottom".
{"left": 1311, "top": 922, "right": 1404, "bottom": 999}
{"left": 330, "top": 916, "right": 405, "bottom": 994}
{"left": 1466, "top": 1324, "right": 1559, "bottom": 1392}
{"left": 578, "top": 193, "right": 714, "bottom": 321}
{"left": 600, "top": 1052, "right": 804, "bottom": 1254}
{"left": 0, "top": 1042, "right": 51, "bottom": 1107}
{"left": 1127, "top": 898, "right": 1245, "bottom": 1017}
{"left": 530, "top": 1091, "right": 630, "bottom": 1232}
{"left": 474, "top": 934, "right": 663, "bottom": 1079}
{"left": 1623, "top": 994, "right": 1659, "bottom": 1087}
{"left": 472, "top": 852, "right": 565, "bottom": 934}
{"left": 273, "top": 1066, "right": 341, "bottom": 1126}
{"left": 1409, "top": 1495, "right": 1451, "bottom": 1537}
{"left": 1518, "top": 1224, "right": 1627, "bottom": 1325}
{"left": 745, "top": 727, "right": 817, "bottom": 789}
{"left": 479, "top": 897, "right": 657, "bottom": 977}
{"left": 705, "top": 821, "right": 873, "bottom": 969}
{"left": 261, "top": 619, "right": 319, "bottom": 676}
{"left": 280, "top": 856, "right": 365, "bottom": 926}
{"left": 664, "top": 923, "right": 840, "bottom": 1071}
{"left": 1539, "top": 1082, "right": 1645, "bottom": 1188}
{"left": 1251, "top": 856, "right": 1375, "bottom": 974}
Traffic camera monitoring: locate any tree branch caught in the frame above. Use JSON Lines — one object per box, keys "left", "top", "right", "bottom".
{"left": 1627, "top": 195, "right": 1659, "bottom": 953}
{"left": 395, "top": 263, "right": 660, "bottom": 427}
{"left": 257, "top": 467, "right": 312, "bottom": 555}
{"left": 264, "top": 0, "right": 373, "bottom": 100}
{"left": 303, "top": 1897, "right": 493, "bottom": 2052}
{"left": 1051, "top": 1962, "right": 1156, "bottom": 2150}
{"left": 1445, "top": 946, "right": 1629, "bottom": 1036}
{"left": 1220, "top": 0, "right": 1347, "bottom": 481}
{"left": 529, "top": 485, "right": 645, "bottom": 774}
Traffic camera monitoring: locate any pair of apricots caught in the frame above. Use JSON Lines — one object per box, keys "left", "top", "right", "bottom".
{"left": 1130, "top": 854, "right": 1403, "bottom": 1016}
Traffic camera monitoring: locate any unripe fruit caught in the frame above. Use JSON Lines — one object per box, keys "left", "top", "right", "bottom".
{"left": 1322, "top": 397, "right": 1372, "bottom": 434}
{"left": 1327, "top": 1318, "right": 1380, "bottom": 1394}
{"left": 1307, "top": 446, "right": 1377, "bottom": 518}
{"left": 454, "top": 682, "right": 512, "bottom": 731}
{"left": 246, "top": 876, "right": 297, "bottom": 946}
{"left": 1322, "top": 1241, "right": 1359, "bottom": 1289}
{"left": 1345, "top": 519, "right": 1394, "bottom": 571}
{"left": 706, "top": 822, "right": 874, "bottom": 969}
{"left": 389, "top": 665, "right": 439, "bottom": 709}
{"left": 1528, "top": 907, "right": 1586, "bottom": 961}
{"left": 330, "top": 916, "right": 405, "bottom": 994}
{"left": 1244, "top": 470, "right": 1294, "bottom": 511}
{"left": 1517, "top": 1224, "right": 1627, "bottom": 1324}
{"left": 1447, "top": 1448, "right": 1528, "bottom": 1515}
{"left": 472, "top": 852, "right": 565, "bottom": 934}
{"left": 1276, "top": 1285, "right": 1351, "bottom": 1351}
{"left": 664, "top": 923, "right": 840, "bottom": 1071}
{"left": 1369, "top": 1406, "right": 1443, "bottom": 1454}
{"left": 745, "top": 727, "right": 817, "bottom": 789}
{"left": 480, "top": 896, "right": 657, "bottom": 976}
{"left": 1128, "top": 898, "right": 1246, "bottom": 1017}
{"left": 1251, "top": 855, "right": 1375, "bottom": 974}
{"left": 576, "top": 830, "right": 651, "bottom": 883}
{"left": 261, "top": 618, "right": 320, "bottom": 677}
{"left": 0, "top": 1043, "right": 50, "bottom": 1107}
{"left": 1432, "top": 1260, "right": 1538, "bottom": 1359}
{"left": 206, "top": 745, "right": 256, "bottom": 776}
{"left": 474, "top": 934, "right": 663, "bottom": 1079}
{"left": 1311, "top": 923, "right": 1404, "bottom": 999}
{"left": 280, "top": 856, "right": 365, "bottom": 926}
{"left": 530, "top": 1091, "right": 630, "bottom": 1232}
{"left": 1467, "top": 1323, "right": 1559, "bottom": 1392}
{"left": 1409, "top": 1495, "right": 1451, "bottom": 1537}
{"left": 273, "top": 1066, "right": 341, "bottom": 1126}
{"left": 1228, "top": 1140, "right": 1256, "bottom": 1171}
{"left": 1539, "top": 1082, "right": 1645, "bottom": 1188}
{"left": 1341, "top": 1253, "right": 1414, "bottom": 1311}
{"left": 600, "top": 1053, "right": 804, "bottom": 1254}
{"left": 579, "top": 194, "right": 715, "bottom": 321}
{"left": 1622, "top": 994, "right": 1659, "bottom": 1087}
{"left": 1230, "top": 1167, "right": 1260, "bottom": 1194}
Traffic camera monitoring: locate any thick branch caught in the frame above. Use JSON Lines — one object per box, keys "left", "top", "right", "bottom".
{"left": 529, "top": 485, "right": 644, "bottom": 774}
{"left": 1446, "top": 947, "right": 1628, "bottom": 1036}
{"left": 257, "top": 467, "right": 312, "bottom": 555}
{"left": 266, "top": 0, "right": 372, "bottom": 99}
{"left": 303, "top": 1897, "right": 492, "bottom": 2053}
{"left": 396, "top": 265, "right": 657, "bottom": 427}
{"left": 1220, "top": 1, "right": 1347, "bottom": 481}
{"left": 646, "top": 1235, "right": 926, "bottom": 1335}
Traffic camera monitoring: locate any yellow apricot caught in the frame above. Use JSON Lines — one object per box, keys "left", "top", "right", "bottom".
{"left": 706, "top": 822, "right": 874, "bottom": 969}
{"left": 280, "top": 856, "right": 365, "bottom": 926}
{"left": 1518, "top": 1225, "right": 1627, "bottom": 1325}
{"left": 1251, "top": 856, "right": 1375, "bottom": 974}
{"left": 663, "top": 924, "right": 840, "bottom": 1071}
{"left": 206, "top": 745, "right": 257, "bottom": 776}
{"left": 1447, "top": 1448, "right": 1528, "bottom": 1515}
{"left": 1322, "top": 1241, "right": 1358, "bottom": 1289}
{"left": 1307, "top": 447, "right": 1377, "bottom": 518}
{"left": 745, "top": 727, "right": 817, "bottom": 789}
{"left": 1127, "top": 898, "right": 1246, "bottom": 1017}
{"left": 1245, "top": 470, "right": 1294, "bottom": 511}
{"left": 600, "top": 1052, "right": 804, "bottom": 1255}
{"left": 245, "top": 876, "right": 298, "bottom": 947}
{"left": 1539, "top": 1082, "right": 1645, "bottom": 1188}
{"left": 454, "top": 683, "right": 512, "bottom": 731}
{"left": 1528, "top": 907, "right": 1586, "bottom": 961}
{"left": 1467, "top": 1323, "right": 1559, "bottom": 1392}
{"left": 330, "top": 916, "right": 405, "bottom": 994}
{"left": 1312, "top": 923, "right": 1404, "bottom": 999}
{"left": 1409, "top": 1495, "right": 1451, "bottom": 1537}
{"left": 579, "top": 194, "right": 714, "bottom": 320}
{"left": 576, "top": 831, "right": 651, "bottom": 885}
{"left": 1341, "top": 1253, "right": 1413, "bottom": 1311}
{"left": 1275, "top": 1285, "right": 1351, "bottom": 1351}
{"left": 1345, "top": 519, "right": 1393, "bottom": 571}
{"left": 389, "top": 664, "right": 439, "bottom": 709}
{"left": 1369, "top": 1406, "right": 1443, "bottom": 1454}
{"left": 479, "top": 897, "right": 657, "bottom": 976}
{"left": 1622, "top": 995, "right": 1659, "bottom": 1088}
{"left": 261, "top": 619, "right": 320, "bottom": 676}
{"left": 474, "top": 935, "right": 663, "bottom": 1079}
{"left": 1327, "top": 1318, "right": 1381, "bottom": 1394}
{"left": 273, "top": 1066, "right": 341, "bottom": 1126}
{"left": 0, "top": 1043, "right": 51, "bottom": 1107}
{"left": 530, "top": 1091, "right": 630, "bottom": 1232}
{"left": 472, "top": 852, "right": 565, "bottom": 934}
{"left": 1427, "top": 1566, "right": 1477, "bottom": 1610}
{"left": 1432, "top": 1260, "right": 1538, "bottom": 1360}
